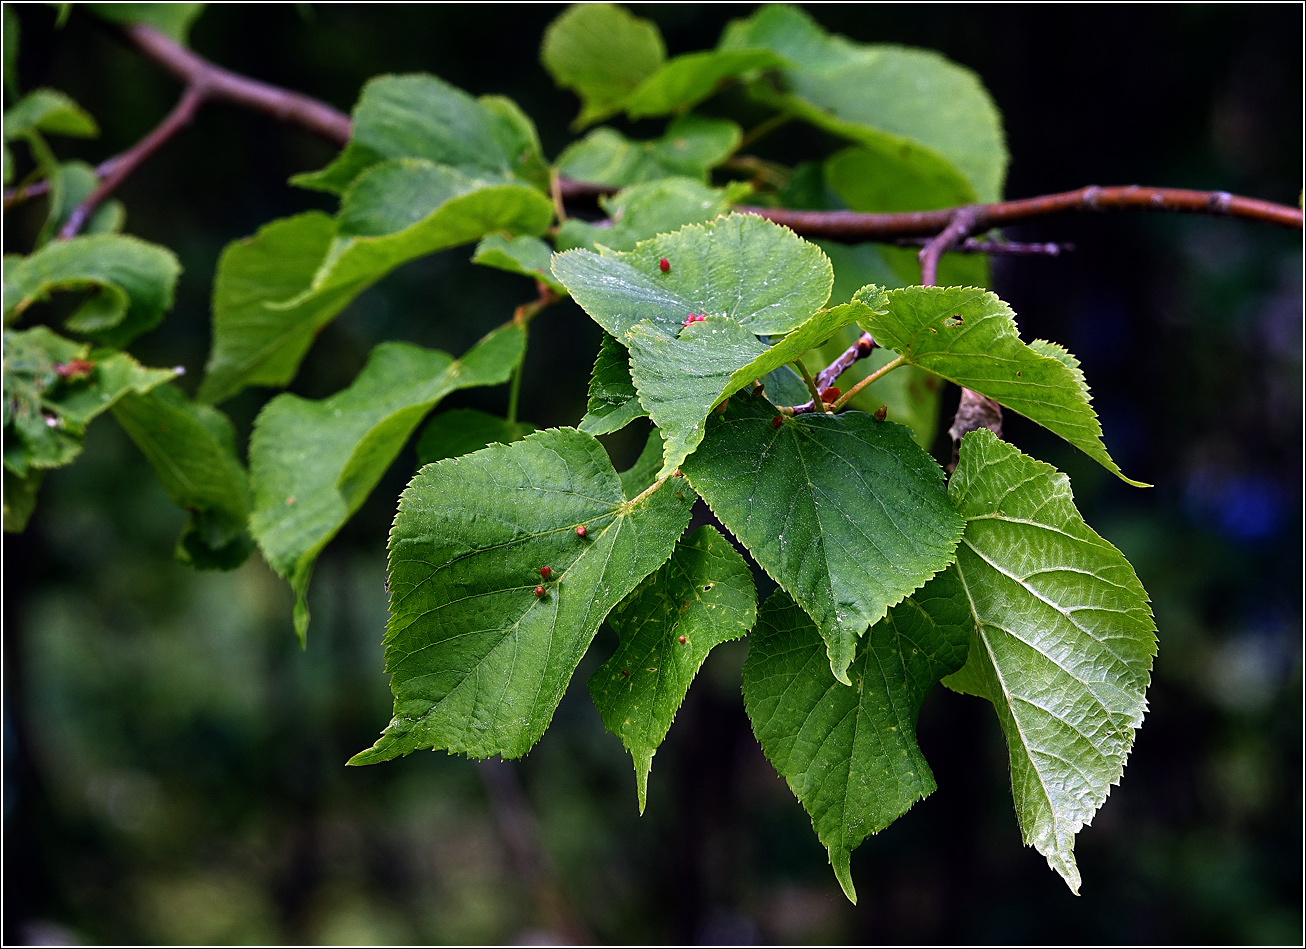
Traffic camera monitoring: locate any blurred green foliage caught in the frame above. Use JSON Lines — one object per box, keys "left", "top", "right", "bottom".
{"left": 4, "top": 4, "right": 1300, "bottom": 944}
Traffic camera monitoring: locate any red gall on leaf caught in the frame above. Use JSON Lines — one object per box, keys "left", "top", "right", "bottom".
{"left": 659, "top": 257, "right": 670, "bottom": 272}
{"left": 533, "top": 585, "right": 546, "bottom": 597}
{"left": 576, "top": 525, "right": 587, "bottom": 538}
{"left": 621, "top": 669, "right": 630, "bottom": 677}
{"left": 53, "top": 358, "right": 95, "bottom": 380}
{"left": 771, "top": 415, "right": 784, "bottom": 429}
{"left": 678, "top": 635, "right": 687, "bottom": 644}
{"left": 539, "top": 565, "right": 552, "bottom": 580}
{"left": 682, "top": 313, "right": 707, "bottom": 328}
{"left": 874, "top": 405, "right": 888, "bottom": 421}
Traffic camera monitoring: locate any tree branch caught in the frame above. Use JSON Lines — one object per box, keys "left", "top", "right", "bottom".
{"left": 57, "top": 85, "right": 207, "bottom": 239}
{"left": 742, "top": 184, "right": 1302, "bottom": 236}
{"left": 122, "top": 23, "right": 351, "bottom": 146}
{"left": 917, "top": 208, "right": 978, "bottom": 287}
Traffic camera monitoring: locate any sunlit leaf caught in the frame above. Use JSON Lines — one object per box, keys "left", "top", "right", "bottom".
{"left": 861, "top": 286, "right": 1146, "bottom": 485}
{"left": 942, "top": 429, "right": 1157, "bottom": 893}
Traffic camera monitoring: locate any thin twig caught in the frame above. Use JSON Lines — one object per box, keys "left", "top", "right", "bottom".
{"left": 830, "top": 355, "right": 906, "bottom": 412}
{"left": 916, "top": 215, "right": 1006, "bottom": 465}
{"left": 814, "top": 332, "right": 876, "bottom": 391}
{"left": 743, "top": 184, "right": 1303, "bottom": 236}
{"left": 794, "top": 359, "right": 829, "bottom": 413}
{"left": 737, "top": 113, "right": 793, "bottom": 151}
{"left": 123, "top": 23, "right": 351, "bottom": 145}
{"left": 918, "top": 208, "right": 978, "bottom": 287}
{"left": 4, "top": 156, "right": 122, "bottom": 209}
{"left": 549, "top": 169, "right": 567, "bottom": 224}
{"left": 894, "top": 236, "right": 1073, "bottom": 256}
{"left": 58, "top": 85, "right": 207, "bottom": 239}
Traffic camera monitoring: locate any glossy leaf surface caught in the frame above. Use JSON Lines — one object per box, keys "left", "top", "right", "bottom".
{"left": 942, "top": 429, "right": 1157, "bottom": 893}
{"left": 861, "top": 286, "right": 1145, "bottom": 485}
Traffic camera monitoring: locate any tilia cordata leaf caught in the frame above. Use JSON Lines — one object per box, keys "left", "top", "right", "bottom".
{"left": 554, "top": 213, "right": 888, "bottom": 476}
{"left": 943, "top": 429, "right": 1157, "bottom": 893}
{"left": 589, "top": 524, "right": 756, "bottom": 813}
{"left": 350, "top": 428, "right": 695, "bottom": 765}
{"left": 682, "top": 395, "right": 964, "bottom": 684}
{"left": 860, "top": 285, "right": 1147, "bottom": 486}
{"left": 743, "top": 575, "right": 971, "bottom": 903}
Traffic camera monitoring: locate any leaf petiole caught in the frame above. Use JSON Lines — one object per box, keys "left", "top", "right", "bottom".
{"left": 831, "top": 355, "right": 906, "bottom": 412}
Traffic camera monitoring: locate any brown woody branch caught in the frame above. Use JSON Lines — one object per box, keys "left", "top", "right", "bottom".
{"left": 122, "top": 23, "right": 351, "bottom": 145}
{"left": 742, "top": 184, "right": 1302, "bottom": 236}
{"left": 57, "top": 85, "right": 207, "bottom": 239}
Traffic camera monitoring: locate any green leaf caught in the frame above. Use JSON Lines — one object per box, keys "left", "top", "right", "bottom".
{"left": 798, "top": 244, "right": 986, "bottom": 451}
{"left": 288, "top": 160, "right": 553, "bottom": 304}
{"left": 249, "top": 323, "right": 525, "bottom": 643}
{"left": 111, "top": 384, "right": 254, "bottom": 570}
{"left": 941, "top": 429, "right": 1157, "bottom": 893}
{"left": 292, "top": 74, "right": 539, "bottom": 194}
{"left": 824, "top": 144, "right": 973, "bottom": 214}
{"left": 553, "top": 212, "right": 832, "bottom": 339}
{"left": 624, "top": 299, "right": 871, "bottom": 476}
{"left": 541, "top": 3, "right": 666, "bottom": 128}
{"left": 202, "top": 171, "right": 549, "bottom": 404}
{"left": 861, "top": 286, "right": 1146, "bottom": 486}
{"left": 579, "top": 331, "right": 644, "bottom": 436}
{"left": 199, "top": 211, "right": 350, "bottom": 404}
{"left": 2, "top": 233, "right": 179, "bottom": 347}
{"left": 721, "top": 5, "right": 1006, "bottom": 201}
{"left": 84, "top": 3, "right": 206, "bottom": 44}
{"left": 3, "top": 467, "right": 42, "bottom": 533}
{"left": 681, "top": 396, "right": 964, "bottom": 684}
{"left": 479, "top": 94, "right": 552, "bottom": 193}
{"left": 471, "top": 234, "right": 568, "bottom": 295}
{"left": 590, "top": 525, "right": 756, "bottom": 812}
{"left": 554, "top": 178, "right": 749, "bottom": 253}
{"left": 744, "top": 578, "right": 970, "bottom": 902}
{"left": 556, "top": 114, "right": 741, "bottom": 188}
{"left": 350, "top": 427, "right": 695, "bottom": 764}
{"left": 414, "top": 408, "right": 536, "bottom": 467}
{"left": 554, "top": 213, "right": 858, "bottom": 474}
{"left": 3, "top": 88, "right": 98, "bottom": 139}
{"left": 801, "top": 325, "right": 943, "bottom": 449}
{"left": 43, "top": 161, "right": 125, "bottom": 237}
{"left": 3, "top": 326, "right": 176, "bottom": 476}
{"left": 623, "top": 48, "right": 789, "bottom": 119}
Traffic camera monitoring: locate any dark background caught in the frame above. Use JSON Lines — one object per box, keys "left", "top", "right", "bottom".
{"left": 4, "top": 3, "right": 1301, "bottom": 944}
